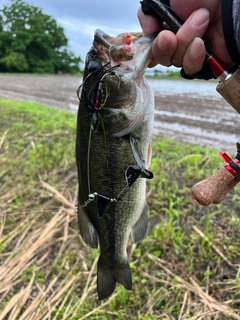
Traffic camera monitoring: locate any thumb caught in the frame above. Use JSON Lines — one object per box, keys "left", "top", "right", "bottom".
{"left": 137, "top": 7, "right": 162, "bottom": 36}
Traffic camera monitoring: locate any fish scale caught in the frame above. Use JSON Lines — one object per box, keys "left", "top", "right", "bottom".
{"left": 76, "top": 29, "right": 155, "bottom": 300}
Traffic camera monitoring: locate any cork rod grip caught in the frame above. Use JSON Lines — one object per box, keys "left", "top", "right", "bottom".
{"left": 216, "top": 67, "right": 240, "bottom": 114}
{"left": 191, "top": 167, "right": 236, "bottom": 205}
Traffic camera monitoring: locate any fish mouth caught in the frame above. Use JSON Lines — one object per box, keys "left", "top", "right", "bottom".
{"left": 94, "top": 29, "right": 144, "bottom": 49}
{"left": 93, "top": 29, "right": 157, "bottom": 68}
{"left": 94, "top": 29, "right": 114, "bottom": 50}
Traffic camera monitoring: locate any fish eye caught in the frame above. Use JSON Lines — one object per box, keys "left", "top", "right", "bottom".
{"left": 88, "top": 61, "right": 102, "bottom": 76}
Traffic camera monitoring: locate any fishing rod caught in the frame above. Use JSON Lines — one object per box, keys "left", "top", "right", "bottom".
{"left": 141, "top": 0, "right": 240, "bottom": 205}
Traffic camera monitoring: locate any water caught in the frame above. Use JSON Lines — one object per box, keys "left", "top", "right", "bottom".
{"left": 69, "top": 78, "right": 220, "bottom": 111}
{"left": 147, "top": 78, "right": 220, "bottom": 98}
{"left": 0, "top": 74, "right": 238, "bottom": 153}
{"left": 146, "top": 78, "right": 239, "bottom": 154}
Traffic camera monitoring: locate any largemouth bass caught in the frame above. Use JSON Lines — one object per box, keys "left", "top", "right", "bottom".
{"left": 76, "top": 29, "right": 155, "bottom": 300}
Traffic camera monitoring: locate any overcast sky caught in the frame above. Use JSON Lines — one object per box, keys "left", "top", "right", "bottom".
{"left": 2, "top": 0, "right": 178, "bottom": 72}
{"left": 3, "top": 0, "right": 142, "bottom": 63}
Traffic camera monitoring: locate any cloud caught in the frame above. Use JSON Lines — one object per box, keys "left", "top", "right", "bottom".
{"left": 57, "top": 3, "right": 143, "bottom": 61}
{"left": 2, "top": 0, "right": 143, "bottom": 62}
{"left": 26, "top": 0, "right": 141, "bottom": 26}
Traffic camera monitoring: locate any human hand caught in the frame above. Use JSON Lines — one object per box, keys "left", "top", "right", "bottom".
{"left": 138, "top": 0, "right": 233, "bottom": 75}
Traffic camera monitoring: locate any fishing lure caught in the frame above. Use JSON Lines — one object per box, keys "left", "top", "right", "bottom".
{"left": 77, "top": 62, "right": 120, "bottom": 131}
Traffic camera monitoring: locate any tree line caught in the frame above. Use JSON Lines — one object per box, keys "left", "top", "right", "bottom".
{"left": 0, "top": 0, "right": 82, "bottom": 74}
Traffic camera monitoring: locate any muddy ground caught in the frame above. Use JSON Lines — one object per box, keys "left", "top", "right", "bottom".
{"left": 0, "top": 74, "right": 239, "bottom": 155}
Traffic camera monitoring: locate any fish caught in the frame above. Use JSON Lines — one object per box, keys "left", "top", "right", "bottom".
{"left": 75, "top": 29, "right": 155, "bottom": 300}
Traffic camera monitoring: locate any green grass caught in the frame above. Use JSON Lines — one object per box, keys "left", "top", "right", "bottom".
{"left": 146, "top": 71, "right": 182, "bottom": 79}
{"left": 1, "top": 98, "right": 240, "bottom": 319}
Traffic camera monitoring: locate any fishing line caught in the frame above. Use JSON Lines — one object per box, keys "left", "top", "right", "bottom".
{"left": 108, "top": 45, "right": 115, "bottom": 67}
{"left": 77, "top": 61, "right": 123, "bottom": 212}
{"left": 87, "top": 126, "right": 92, "bottom": 195}
{"left": 77, "top": 62, "right": 118, "bottom": 110}
{"left": 86, "top": 65, "right": 111, "bottom": 106}
{"left": 77, "top": 63, "right": 108, "bottom": 105}
{"left": 77, "top": 71, "right": 95, "bottom": 102}
{"left": 78, "top": 134, "right": 154, "bottom": 216}
{"left": 81, "top": 65, "right": 121, "bottom": 195}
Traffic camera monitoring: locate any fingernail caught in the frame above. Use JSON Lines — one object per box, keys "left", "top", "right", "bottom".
{"left": 190, "top": 8, "right": 209, "bottom": 27}
{"left": 190, "top": 37, "right": 204, "bottom": 57}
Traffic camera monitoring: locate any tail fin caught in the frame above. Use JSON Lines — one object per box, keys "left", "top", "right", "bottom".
{"left": 97, "top": 257, "right": 132, "bottom": 300}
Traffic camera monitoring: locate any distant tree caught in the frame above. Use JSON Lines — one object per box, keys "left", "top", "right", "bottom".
{"left": 0, "top": 0, "right": 82, "bottom": 73}
{"left": 0, "top": 52, "right": 29, "bottom": 72}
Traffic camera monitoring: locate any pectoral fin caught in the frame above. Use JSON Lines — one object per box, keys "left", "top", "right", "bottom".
{"left": 125, "top": 166, "right": 142, "bottom": 187}
{"left": 146, "top": 138, "right": 152, "bottom": 169}
{"left": 78, "top": 207, "right": 98, "bottom": 248}
{"left": 126, "top": 165, "right": 153, "bottom": 188}
{"left": 129, "top": 135, "right": 154, "bottom": 179}
{"left": 131, "top": 204, "right": 148, "bottom": 244}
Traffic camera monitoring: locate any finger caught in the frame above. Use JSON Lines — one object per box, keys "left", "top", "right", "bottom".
{"left": 182, "top": 37, "right": 206, "bottom": 74}
{"left": 172, "top": 8, "right": 209, "bottom": 67}
{"left": 137, "top": 7, "right": 162, "bottom": 36}
{"left": 150, "top": 30, "right": 177, "bottom": 67}
{"left": 171, "top": 0, "right": 220, "bottom": 20}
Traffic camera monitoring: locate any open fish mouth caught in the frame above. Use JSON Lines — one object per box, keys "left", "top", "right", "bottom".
{"left": 94, "top": 29, "right": 143, "bottom": 49}
{"left": 77, "top": 29, "right": 156, "bottom": 136}
{"left": 92, "top": 29, "right": 157, "bottom": 70}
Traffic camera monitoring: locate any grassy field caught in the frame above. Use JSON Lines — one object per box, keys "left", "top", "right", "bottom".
{"left": 1, "top": 98, "right": 240, "bottom": 319}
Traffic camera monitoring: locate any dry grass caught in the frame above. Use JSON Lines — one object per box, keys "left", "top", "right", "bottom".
{"left": 143, "top": 254, "right": 240, "bottom": 320}
{"left": 0, "top": 179, "right": 132, "bottom": 319}
{"left": 2, "top": 189, "right": 240, "bottom": 319}
{"left": 1, "top": 99, "right": 240, "bottom": 319}
{"left": 0, "top": 182, "right": 81, "bottom": 319}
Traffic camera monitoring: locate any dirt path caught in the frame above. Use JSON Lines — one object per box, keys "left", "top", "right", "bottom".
{"left": 0, "top": 74, "right": 239, "bottom": 155}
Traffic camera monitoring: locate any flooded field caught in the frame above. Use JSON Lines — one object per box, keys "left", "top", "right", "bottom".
{"left": 0, "top": 74, "right": 239, "bottom": 155}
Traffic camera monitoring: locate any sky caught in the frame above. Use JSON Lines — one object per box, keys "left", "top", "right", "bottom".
{"left": 3, "top": 0, "right": 142, "bottom": 62}
{"left": 2, "top": 0, "right": 177, "bottom": 71}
